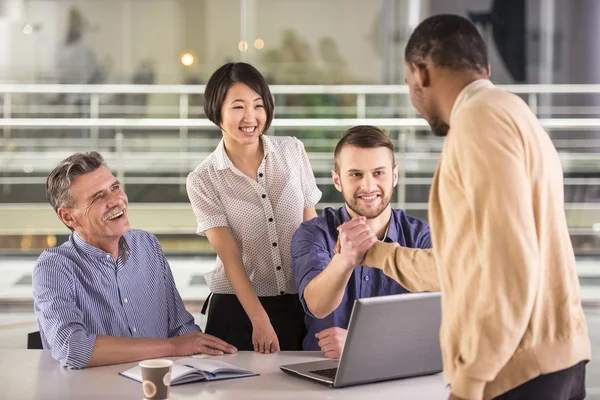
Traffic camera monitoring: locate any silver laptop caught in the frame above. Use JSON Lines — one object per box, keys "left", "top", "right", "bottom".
{"left": 280, "top": 292, "right": 443, "bottom": 388}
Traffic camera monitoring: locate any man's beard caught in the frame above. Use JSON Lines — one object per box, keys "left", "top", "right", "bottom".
{"left": 342, "top": 187, "right": 392, "bottom": 219}
{"left": 429, "top": 116, "right": 449, "bottom": 137}
{"left": 412, "top": 87, "right": 449, "bottom": 136}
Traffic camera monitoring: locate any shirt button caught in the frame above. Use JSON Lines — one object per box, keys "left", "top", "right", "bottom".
{"left": 364, "top": 276, "right": 370, "bottom": 281}
{"left": 276, "top": 266, "right": 282, "bottom": 270}
{"left": 132, "top": 327, "right": 137, "bottom": 333}
{"left": 280, "top": 291, "right": 285, "bottom": 295}
{"left": 262, "top": 194, "right": 266, "bottom": 199}
{"left": 123, "top": 298, "right": 128, "bottom": 303}
{"left": 272, "top": 242, "right": 277, "bottom": 247}
{"left": 268, "top": 217, "right": 273, "bottom": 222}
{"left": 259, "top": 173, "right": 263, "bottom": 178}
{"left": 105, "top": 254, "right": 111, "bottom": 259}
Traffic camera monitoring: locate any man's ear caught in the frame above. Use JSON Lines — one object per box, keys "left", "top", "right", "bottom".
{"left": 392, "top": 164, "right": 399, "bottom": 187}
{"left": 412, "top": 62, "right": 431, "bottom": 88}
{"left": 58, "top": 208, "right": 78, "bottom": 230}
{"left": 487, "top": 63, "right": 492, "bottom": 78}
{"left": 331, "top": 170, "right": 343, "bottom": 193}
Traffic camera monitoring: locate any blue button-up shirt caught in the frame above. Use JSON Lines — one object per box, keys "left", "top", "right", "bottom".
{"left": 291, "top": 207, "right": 432, "bottom": 350}
{"left": 32, "top": 229, "right": 200, "bottom": 369}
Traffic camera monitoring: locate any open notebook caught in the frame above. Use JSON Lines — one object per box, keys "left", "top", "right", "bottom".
{"left": 120, "top": 357, "right": 258, "bottom": 385}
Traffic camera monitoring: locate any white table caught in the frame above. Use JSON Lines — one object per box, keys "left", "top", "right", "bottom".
{"left": 0, "top": 350, "right": 449, "bottom": 399}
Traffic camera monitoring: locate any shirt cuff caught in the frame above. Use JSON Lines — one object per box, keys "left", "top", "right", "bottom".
{"left": 304, "top": 187, "right": 322, "bottom": 209}
{"left": 175, "top": 323, "right": 202, "bottom": 336}
{"left": 299, "top": 293, "right": 317, "bottom": 319}
{"left": 297, "top": 272, "right": 321, "bottom": 318}
{"left": 63, "top": 333, "right": 97, "bottom": 369}
{"left": 451, "top": 369, "right": 486, "bottom": 400}
{"left": 196, "top": 216, "right": 228, "bottom": 236}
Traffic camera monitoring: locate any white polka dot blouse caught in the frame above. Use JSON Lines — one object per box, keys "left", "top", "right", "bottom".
{"left": 186, "top": 135, "right": 322, "bottom": 296}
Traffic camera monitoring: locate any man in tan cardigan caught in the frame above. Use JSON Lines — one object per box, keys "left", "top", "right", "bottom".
{"left": 337, "top": 14, "right": 591, "bottom": 400}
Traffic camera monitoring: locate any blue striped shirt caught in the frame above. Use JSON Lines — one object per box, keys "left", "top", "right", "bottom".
{"left": 32, "top": 229, "right": 200, "bottom": 369}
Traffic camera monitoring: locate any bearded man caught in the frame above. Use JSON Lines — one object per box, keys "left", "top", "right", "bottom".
{"left": 290, "top": 125, "right": 432, "bottom": 357}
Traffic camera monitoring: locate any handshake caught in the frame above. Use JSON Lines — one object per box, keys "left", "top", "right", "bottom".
{"left": 333, "top": 216, "right": 378, "bottom": 268}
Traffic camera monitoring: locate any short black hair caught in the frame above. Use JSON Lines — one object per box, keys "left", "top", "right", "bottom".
{"left": 334, "top": 125, "right": 395, "bottom": 172}
{"left": 405, "top": 14, "right": 488, "bottom": 74}
{"left": 204, "top": 62, "right": 274, "bottom": 134}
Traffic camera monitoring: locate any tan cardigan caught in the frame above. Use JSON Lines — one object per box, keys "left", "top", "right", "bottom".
{"left": 363, "top": 79, "right": 591, "bottom": 400}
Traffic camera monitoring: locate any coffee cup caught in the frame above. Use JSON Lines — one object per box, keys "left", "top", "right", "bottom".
{"left": 139, "top": 359, "right": 173, "bottom": 400}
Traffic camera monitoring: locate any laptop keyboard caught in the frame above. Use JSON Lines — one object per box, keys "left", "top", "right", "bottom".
{"left": 309, "top": 367, "right": 338, "bottom": 380}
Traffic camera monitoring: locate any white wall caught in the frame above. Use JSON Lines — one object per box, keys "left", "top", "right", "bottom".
{"left": 203, "top": 0, "right": 240, "bottom": 73}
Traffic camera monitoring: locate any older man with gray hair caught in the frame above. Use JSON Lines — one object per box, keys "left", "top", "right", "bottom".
{"left": 33, "top": 151, "right": 236, "bottom": 369}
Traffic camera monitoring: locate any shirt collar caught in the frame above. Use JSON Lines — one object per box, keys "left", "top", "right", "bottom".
{"left": 340, "top": 205, "right": 352, "bottom": 223}
{"left": 213, "top": 135, "right": 273, "bottom": 171}
{"left": 383, "top": 211, "right": 399, "bottom": 243}
{"left": 449, "top": 79, "right": 495, "bottom": 124}
{"left": 340, "top": 205, "right": 398, "bottom": 243}
{"left": 73, "top": 231, "right": 131, "bottom": 261}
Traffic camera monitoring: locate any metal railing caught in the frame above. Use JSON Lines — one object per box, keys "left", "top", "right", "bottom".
{"left": 4, "top": 83, "right": 600, "bottom": 119}
{"left": 1, "top": 84, "right": 599, "bottom": 251}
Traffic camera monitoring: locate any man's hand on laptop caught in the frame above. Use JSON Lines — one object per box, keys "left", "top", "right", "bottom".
{"left": 335, "top": 217, "right": 377, "bottom": 268}
{"left": 315, "top": 327, "right": 348, "bottom": 359}
{"left": 169, "top": 332, "right": 237, "bottom": 356}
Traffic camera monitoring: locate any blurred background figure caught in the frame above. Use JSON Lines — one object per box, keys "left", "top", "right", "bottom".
{"left": 55, "top": 7, "right": 102, "bottom": 109}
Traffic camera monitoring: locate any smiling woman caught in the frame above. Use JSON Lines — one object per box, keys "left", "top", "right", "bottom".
{"left": 186, "top": 62, "right": 322, "bottom": 354}
{"left": 218, "top": 82, "right": 267, "bottom": 155}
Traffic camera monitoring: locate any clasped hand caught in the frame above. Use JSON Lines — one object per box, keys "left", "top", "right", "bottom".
{"left": 334, "top": 216, "right": 377, "bottom": 267}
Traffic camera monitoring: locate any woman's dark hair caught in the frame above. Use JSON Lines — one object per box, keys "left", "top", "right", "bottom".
{"left": 405, "top": 14, "right": 488, "bottom": 74}
{"left": 204, "top": 62, "right": 274, "bottom": 134}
